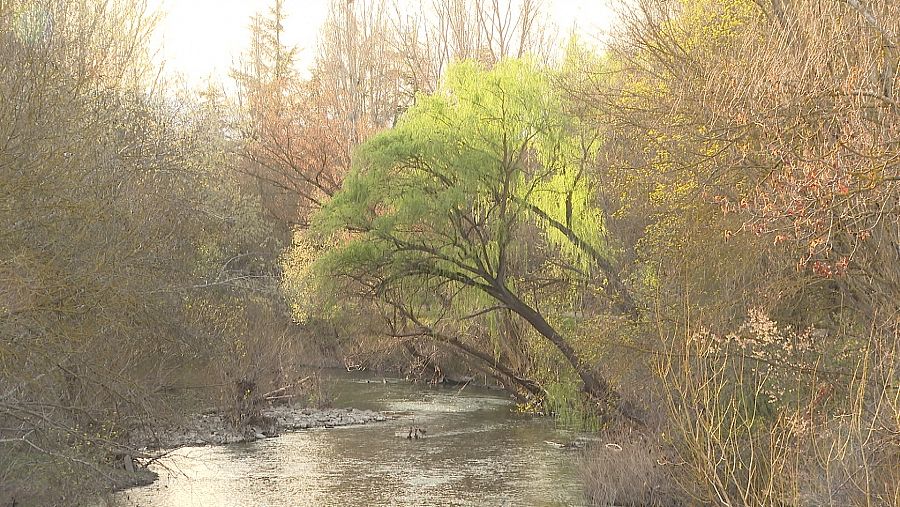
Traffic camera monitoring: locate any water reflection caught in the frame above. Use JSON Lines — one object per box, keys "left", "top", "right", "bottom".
{"left": 110, "top": 374, "right": 585, "bottom": 506}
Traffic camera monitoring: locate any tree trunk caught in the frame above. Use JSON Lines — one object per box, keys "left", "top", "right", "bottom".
{"left": 520, "top": 200, "right": 638, "bottom": 318}
{"left": 493, "top": 284, "right": 620, "bottom": 408}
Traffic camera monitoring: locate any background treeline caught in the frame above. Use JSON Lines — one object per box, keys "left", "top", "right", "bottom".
{"left": 1, "top": 0, "right": 898, "bottom": 505}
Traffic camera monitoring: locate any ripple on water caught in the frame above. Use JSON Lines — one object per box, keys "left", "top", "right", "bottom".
{"left": 108, "top": 374, "right": 586, "bottom": 507}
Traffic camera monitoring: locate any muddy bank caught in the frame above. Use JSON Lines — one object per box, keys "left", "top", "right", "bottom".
{"left": 129, "top": 406, "right": 390, "bottom": 450}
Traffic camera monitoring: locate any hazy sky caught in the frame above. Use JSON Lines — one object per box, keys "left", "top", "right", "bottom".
{"left": 145, "top": 0, "right": 617, "bottom": 87}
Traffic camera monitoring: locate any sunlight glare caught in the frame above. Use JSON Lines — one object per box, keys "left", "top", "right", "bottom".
{"left": 145, "top": 0, "right": 617, "bottom": 88}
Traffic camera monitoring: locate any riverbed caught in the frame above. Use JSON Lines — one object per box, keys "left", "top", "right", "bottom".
{"left": 106, "top": 372, "right": 587, "bottom": 506}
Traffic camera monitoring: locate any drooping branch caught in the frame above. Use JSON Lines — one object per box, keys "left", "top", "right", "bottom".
{"left": 518, "top": 199, "right": 638, "bottom": 317}
{"left": 387, "top": 302, "right": 545, "bottom": 400}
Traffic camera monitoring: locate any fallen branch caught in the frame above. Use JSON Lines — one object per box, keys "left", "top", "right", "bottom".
{"left": 259, "top": 376, "right": 311, "bottom": 400}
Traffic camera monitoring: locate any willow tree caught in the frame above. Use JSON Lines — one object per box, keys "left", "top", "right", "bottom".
{"left": 312, "top": 59, "right": 636, "bottom": 414}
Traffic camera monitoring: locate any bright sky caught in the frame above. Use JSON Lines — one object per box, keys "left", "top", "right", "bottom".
{"left": 146, "top": 0, "right": 617, "bottom": 87}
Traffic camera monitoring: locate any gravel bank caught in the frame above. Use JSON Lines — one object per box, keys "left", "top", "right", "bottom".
{"left": 130, "top": 406, "right": 390, "bottom": 450}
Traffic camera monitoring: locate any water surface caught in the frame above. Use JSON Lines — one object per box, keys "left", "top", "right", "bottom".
{"left": 111, "top": 373, "right": 586, "bottom": 506}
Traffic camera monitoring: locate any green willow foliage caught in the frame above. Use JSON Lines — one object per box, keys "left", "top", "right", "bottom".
{"left": 314, "top": 58, "right": 608, "bottom": 298}
{"left": 301, "top": 57, "right": 634, "bottom": 417}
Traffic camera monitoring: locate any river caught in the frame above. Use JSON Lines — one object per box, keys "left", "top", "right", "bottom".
{"left": 107, "top": 372, "right": 587, "bottom": 506}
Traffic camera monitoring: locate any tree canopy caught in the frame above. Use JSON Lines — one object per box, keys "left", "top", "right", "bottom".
{"left": 311, "top": 59, "right": 635, "bottom": 412}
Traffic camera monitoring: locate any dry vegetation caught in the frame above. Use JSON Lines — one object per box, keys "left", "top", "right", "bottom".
{"left": 0, "top": 1, "right": 301, "bottom": 503}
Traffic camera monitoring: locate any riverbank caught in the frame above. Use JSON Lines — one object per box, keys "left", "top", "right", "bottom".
{"left": 129, "top": 406, "right": 391, "bottom": 450}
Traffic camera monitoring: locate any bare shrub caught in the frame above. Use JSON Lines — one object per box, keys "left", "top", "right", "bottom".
{"left": 582, "top": 432, "right": 686, "bottom": 507}
{"left": 658, "top": 313, "right": 899, "bottom": 506}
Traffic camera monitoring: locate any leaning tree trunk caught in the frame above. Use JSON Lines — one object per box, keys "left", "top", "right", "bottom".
{"left": 492, "top": 284, "right": 622, "bottom": 411}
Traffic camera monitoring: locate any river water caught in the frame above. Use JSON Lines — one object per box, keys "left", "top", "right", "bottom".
{"left": 110, "top": 373, "right": 587, "bottom": 506}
